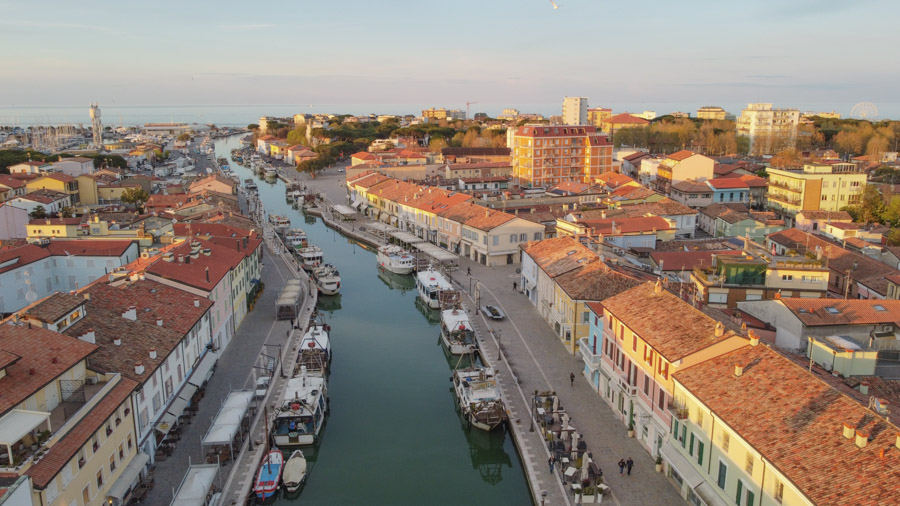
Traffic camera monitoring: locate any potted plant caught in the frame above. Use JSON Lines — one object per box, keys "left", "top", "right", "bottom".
{"left": 655, "top": 455, "right": 663, "bottom": 473}
{"left": 581, "top": 485, "right": 597, "bottom": 503}
{"left": 627, "top": 422, "right": 635, "bottom": 438}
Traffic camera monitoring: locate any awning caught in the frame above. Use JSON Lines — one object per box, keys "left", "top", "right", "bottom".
{"left": 333, "top": 204, "right": 356, "bottom": 216}
{"left": 660, "top": 441, "right": 705, "bottom": 488}
{"left": 201, "top": 391, "right": 254, "bottom": 447}
{"left": 171, "top": 464, "right": 218, "bottom": 506}
{"left": 160, "top": 395, "right": 190, "bottom": 428}
{"left": 694, "top": 482, "right": 729, "bottom": 506}
{"left": 178, "top": 383, "right": 198, "bottom": 403}
{"left": 0, "top": 409, "right": 51, "bottom": 446}
{"left": 106, "top": 452, "right": 150, "bottom": 501}
{"left": 188, "top": 351, "right": 218, "bottom": 387}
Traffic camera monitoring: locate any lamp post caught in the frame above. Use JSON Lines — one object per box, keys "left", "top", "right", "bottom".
{"left": 496, "top": 328, "right": 502, "bottom": 361}
{"left": 530, "top": 389, "right": 538, "bottom": 432}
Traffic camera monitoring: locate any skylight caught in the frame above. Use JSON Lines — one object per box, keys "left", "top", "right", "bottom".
{"left": 874, "top": 305, "right": 887, "bottom": 312}
{"left": 824, "top": 306, "right": 840, "bottom": 314}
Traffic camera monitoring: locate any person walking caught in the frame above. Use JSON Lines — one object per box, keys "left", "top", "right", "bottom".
{"left": 549, "top": 456, "right": 555, "bottom": 473}
{"left": 570, "top": 372, "right": 576, "bottom": 388}
{"left": 513, "top": 281, "right": 517, "bottom": 291}
{"left": 618, "top": 459, "right": 626, "bottom": 475}
{"left": 467, "top": 267, "right": 471, "bottom": 276}
{"left": 626, "top": 457, "right": 634, "bottom": 476}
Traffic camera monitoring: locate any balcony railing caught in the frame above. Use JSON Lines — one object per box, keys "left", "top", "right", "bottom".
{"left": 767, "top": 179, "right": 802, "bottom": 193}
{"left": 617, "top": 370, "right": 637, "bottom": 396}
{"left": 668, "top": 401, "right": 689, "bottom": 420}
{"left": 767, "top": 192, "right": 801, "bottom": 206}
{"left": 579, "top": 337, "right": 602, "bottom": 367}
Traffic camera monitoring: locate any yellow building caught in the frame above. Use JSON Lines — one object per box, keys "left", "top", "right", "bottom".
{"left": 766, "top": 162, "right": 866, "bottom": 219}
{"left": 26, "top": 217, "right": 85, "bottom": 238}
{"left": 587, "top": 108, "right": 612, "bottom": 127}
{"left": 97, "top": 184, "right": 141, "bottom": 204}
{"left": 511, "top": 125, "right": 613, "bottom": 188}
{"left": 667, "top": 343, "right": 900, "bottom": 505}
{"left": 26, "top": 174, "right": 80, "bottom": 205}
{"left": 696, "top": 106, "right": 728, "bottom": 120}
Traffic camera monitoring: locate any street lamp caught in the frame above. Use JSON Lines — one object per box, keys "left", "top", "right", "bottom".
{"left": 496, "top": 328, "right": 502, "bottom": 361}
{"left": 541, "top": 490, "right": 547, "bottom": 506}
{"left": 530, "top": 389, "right": 538, "bottom": 432}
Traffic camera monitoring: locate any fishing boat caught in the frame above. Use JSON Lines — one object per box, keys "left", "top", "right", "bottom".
{"left": 416, "top": 268, "right": 454, "bottom": 310}
{"left": 295, "top": 324, "right": 331, "bottom": 374}
{"left": 440, "top": 308, "right": 477, "bottom": 355}
{"left": 283, "top": 228, "right": 308, "bottom": 248}
{"left": 296, "top": 245, "right": 324, "bottom": 271}
{"left": 265, "top": 167, "right": 278, "bottom": 182}
{"left": 253, "top": 449, "right": 284, "bottom": 501}
{"left": 273, "top": 367, "right": 328, "bottom": 447}
{"left": 268, "top": 214, "right": 290, "bottom": 233}
{"left": 244, "top": 178, "right": 258, "bottom": 191}
{"left": 312, "top": 264, "right": 341, "bottom": 295}
{"left": 376, "top": 244, "right": 415, "bottom": 275}
{"left": 452, "top": 366, "right": 507, "bottom": 431}
{"left": 282, "top": 450, "right": 308, "bottom": 494}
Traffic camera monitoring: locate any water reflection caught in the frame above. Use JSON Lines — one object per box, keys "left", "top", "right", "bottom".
{"left": 376, "top": 268, "right": 416, "bottom": 293}
{"left": 453, "top": 397, "right": 514, "bottom": 486}
{"left": 414, "top": 298, "right": 441, "bottom": 325}
{"left": 316, "top": 294, "right": 342, "bottom": 312}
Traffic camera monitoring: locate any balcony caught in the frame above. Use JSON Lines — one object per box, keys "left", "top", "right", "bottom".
{"left": 767, "top": 179, "right": 802, "bottom": 193}
{"left": 579, "top": 337, "right": 602, "bottom": 369}
{"left": 692, "top": 268, "right": 765, "bottom": 288}
{"left": 767, "top": 192, "right": 801, "bottom": 206}
{"left": 668, "top": 400, "right": 689, "bottom": 420}
{"left": 616, "top": 370, "right": 638, "bottom": 396}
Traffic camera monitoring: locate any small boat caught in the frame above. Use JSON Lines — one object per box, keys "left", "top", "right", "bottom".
{"left": 296, "top": 324, "right": 331, "bottom": 374}
{"left": 282, "top": 450, "right": 308, "bottom": 494}
{"left": 376, "top": 244, "right": 415, "bottom": 275}
{"left": 273, "top": 367, "right": 328, "bottom": 447}
{"left": 283, "top": 228, "right": 308, "bottom": 248}
{"left": 312, "top": 264, "right": 341, "bottom": 296}
{"left": 253, "top": 449, "right": 284, "bottom": 501}
{"left": 244, "top": 178, "right": 258, "bottom": 190}
{"left": 265, "top": 167, "right": 278, "bottom": 181}
{"left": 416, "top": 268, "right": 454, "bottom": 310}
{"left": 296, "top": 245, "right": 324, "bottom": 271}
{"left": 269, "top": 214, "right": 290, "bottom": 233}
{"left": 440, "top": 308, "right": 477, "bottom": 355}
{"left": 452, "top": 367, "right": 507, "bottom": 431}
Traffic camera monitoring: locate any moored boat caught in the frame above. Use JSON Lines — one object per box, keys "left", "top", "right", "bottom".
{"left": 312, "top": 264, "right": 341, "bottom": 295}
{"left": 440, "top": 308, "right": 477, "bottom": 355}
{"left": 253, "top": 449, "right": 284, "bottom": 501}
{"left": 244, "top": 178, "right": 258, "bottom": 190}
{"left": 268, "top": 214, "right": 290, "bottom": 233}
{"left": 376, "top": 244, "right": 415, "bottom": 275}
{"left": 273, "top": 367, "right": 328, "bottom": 447}
{"left": 265, "top": 167, "right": 278, "bottom": 181}
{"left": 283, "top": 228, "right": 308, "bottom": 248}
{"left": 296, "top": 245, "right": 324, "bottom": 271}
{"left": 296, "top": 324, "right": 331, "bottom": 374}
{"left": 452, "top": 367, "right": 507, "bottom": 431}
{"left": 282, "top": 450, "right": 308, "bottom": 494}
{"left": 416, "top": 268, "right": 454, "bottom": 310}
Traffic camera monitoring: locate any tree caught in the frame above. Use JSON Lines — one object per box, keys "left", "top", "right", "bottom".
{"left": 857, "top": 185, "right": 885, "bottom": 224}
{"left": 286, "top": 128, "right": 308, "bottom": 147}
{"left": 121, "top": 187, "right": 150, "bottom": 210}
{"left": 247, "top": 124, "right": 259, "bottom": 131}
{"left": 29, "top": 206, "right": 47, "bottom": 219}
{"left": 887, "top": 228, "right": 900, "bottom": 247}
{"left": 882, "top": 197, "right": 900, "bottom": 227}
{"left": 176, "top": 133, "right": 191, "bottom": 142}
{"left": 60, "top": 207, "right": 74, "bottom": 218}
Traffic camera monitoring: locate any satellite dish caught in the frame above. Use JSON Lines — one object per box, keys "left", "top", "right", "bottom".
{"left": 850, "top": 102, "right": 878, "bottom": 120}
{"left": 25, "top": 290, "right": 36, "bottom": 302}
{"left": 206, "top": 168, "right": 213, "bottom": 174}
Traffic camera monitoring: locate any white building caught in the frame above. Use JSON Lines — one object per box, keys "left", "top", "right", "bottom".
{"left": 7, "top": 190, "right": 72, "bottom": 216}
{"left": 51, "top": 157, "right": 94, "bottom": 177}
{"left": 562, "top": 97, "right": 589, "bottom": 125}
{"left": 736, "top": 103, "right": 800, "bottom": 155}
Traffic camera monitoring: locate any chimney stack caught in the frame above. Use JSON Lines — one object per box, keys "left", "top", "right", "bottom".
{"left": 149, "top": 348, "right": 157, "bottom": 360}
{"left": 734, "top": 363, "right": 744, "bottom": 377}
{"left": 122, "top": 306, "right": 137, "bottom": 321}
{"left": 855, "top": 430, "right": 869, "bottom": 448}
{"left": 714, "top": 322, "right": 724, "bottom": 338}
{"left": 134, "top": 362, "right": 145, "bottom": 375}
{"left": 193, "top": 298, "right": 200, "bottom": 307}
{"left": 205, "top": 267, "right": 210, "bottom": 282}
{"left": 859, "top": 381, "right": 869, "bottom": 395}
{"left": 83, "top": 293, "right": 91, "bottom": 301}
{"left": 748, "top": 330, "right": 759, "bottom": 347}
{"left": 80, "top": 329, "right": 96, "bottom": 344}
{"left": 114, "top": 337, "right": 121, "bottom": 346}
{"left": 156, "top": 318, "right": 163, "bottom": 327}
{"left": 842, "top": 423, "right": 855, "bottom": 439}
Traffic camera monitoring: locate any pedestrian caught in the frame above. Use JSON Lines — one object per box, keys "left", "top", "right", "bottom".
{"left": 618, "top": 459, "right": 625, "bottom": 475}
{"left": 626, "top": 457, "right": 634, "bottom": 475}
{"left": 548, "top": 456, "right": 555, "bottom": 472}
{"left": 570, "top": 372, "right": 575, "bottom": 388}
{"left": 513, "top": 281, "right": 517, "bottom": 291}
{"left": 467, "top": 266, "right": 471, "bottom": 276}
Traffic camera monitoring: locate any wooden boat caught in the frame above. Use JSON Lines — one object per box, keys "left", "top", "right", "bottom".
{"left": 452, "top": 366, "right": 507, "bottom": 431}
{"left": 282, "top": 450, "right": 308, "bottom": 494}
{"left": 273, "top": 367, "right": 328, "bottom": 447}
{"left": 253, "top": 449, "right": 284, "bottom": 501}
{"left": 440, "top": 309, "right": 477, "bottom": 355}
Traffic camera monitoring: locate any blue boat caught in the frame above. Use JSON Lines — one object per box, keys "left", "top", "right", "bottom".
{"left": 254, "top": 449, "right": 284, "bottom": 501}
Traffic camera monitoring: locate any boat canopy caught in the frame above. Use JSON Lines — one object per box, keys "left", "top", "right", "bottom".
{"left": 170, "top": 464, "right": 218, "bottom": 506}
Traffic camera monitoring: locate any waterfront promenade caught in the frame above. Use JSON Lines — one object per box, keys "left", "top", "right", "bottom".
{"left": 305, "top": 167, "right": 684, "bottom": 505}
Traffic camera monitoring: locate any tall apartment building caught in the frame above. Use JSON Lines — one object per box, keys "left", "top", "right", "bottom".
{"left": 587, "top": 107, "right": 612, "bottom": 128}
{"left": 736, "top": 103, "right": 800, "bottom": 155}
{"left": 422, "top": 108, "right": 465, "bottom": 123}
{"left": 766, "top": 162, "right": 866, "bottom": 220}
{"left": 511, "top": 125, "right": 613, "bottom": 188}
{"left": 562, "top": 97, "right": 589, "bottom": 125}
{"left": 696, "top": 106, "right": 727, "bottom": 120}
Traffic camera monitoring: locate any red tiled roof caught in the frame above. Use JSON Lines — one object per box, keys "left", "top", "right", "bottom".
{"left": 145, "top": 239, "right": 243, "bottom": 291}
{"left": 435, "top": 201, "right": 516, "bottom": 231}
{"left": 735, "top": 174, "right": 768, "bottom": 187}
{"left": 0, "top": 175, "right": 26, "bottom": 189}
{"left": 580, "top": 216, "right": 671, "bottom": 235}
{"left": 671, "top": 180, "right": 710, "bottom": 193}
{"left": 28, "top": 217, "right": 83, "bottom": 226}
{"left": 18, "top": 189, "right": 68, "bottom": 204}
{"left": 705, "top": 178, "right": 748, "bottom": 190}
{"left": 674, "top": 345, "right": 900, "bottom": 505}
{"left": 83, "top": 279, "right": 212, "bottom": 335}
{"left": 520, "top": 237, "right": 597, "bottom": 278}
{"left": 40, "top": 173, "right": 75, "bottom": 183}
{"left": 595, "top": 172, "right": 636, "bottom": 188}
{"left": 608, "top": 114, "right": 649, "bottom": 125}
{"left": 796, "top": 210, "right": 853, "bottom": 221}
{"left": 352, "top": 152, "right": 377, "bottom": 160}
{"left": 780, "top": 298, "right": 900, "bottom": 327}
{"left": 257, "top": 135, "right": 276, "bottom": 141}
{"left": 516, "top": 125, "right": 600, "bottom": 137}
{"left": 623, "top": 152, "right": 650, "bottom": 162}
{"left": 649, "top": 250, "right": 742, "bottom": 271}
{"left": 0, "top": 244, "right": 52, "bottom": 275}
{"left": 0, "top": 324, "right": 97, "bottom": 415}
{"left": 554, "top": 261, "right": 647, "bottom": 301}
{"left": 666, "top": 150, "right": 696, "bottom": 162}
{"left": 21, "top": 292, "right": 86, "bottom": 324}
{"left": 45, "top": 239, "right": 135, "bottom": 257}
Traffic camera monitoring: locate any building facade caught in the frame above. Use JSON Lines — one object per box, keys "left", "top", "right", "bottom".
{"left": 562, "top": 97, "right": 589, "bottom": 126}
{"left": 511, "top": 125, "right": 613, "bottom": 188}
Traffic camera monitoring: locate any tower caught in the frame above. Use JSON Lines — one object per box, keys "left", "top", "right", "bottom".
{"left": 89, "top": 102, "right": 102, "bottom": 150}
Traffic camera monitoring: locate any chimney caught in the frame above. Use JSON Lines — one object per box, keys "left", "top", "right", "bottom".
{"left": 134, "top": 362, "right": 145, "bottom": 375}
{"left": 654, "top": 279, "right": 662, "bottom": 294}
{"left": 855, "top": 430, "right": 869, "bottom": 448}
{"left": 748, "top": 330, "right": 759, "bottom": 346}
{"left": 83, "top": 293, "right": 91, "bottom": 301}
{"left": 80, "top": 329, "right": 96, "bottom": 344}
{"left": 601, "top": 210, "right": 606, "bottom": 219}
{"left": 859, "top": 381, "right": 869, "bottom": 395}
{"left": 193, "top": 298, "right": 200, "bottom": 307}
{"left": 734, "top": 363, "right": 744, "bottom": 377}
{"left": 190, "top": 250, "right": 199, "bottom": 259}
{"left": 113, "top": 337, "right": 121, "bottom": 346}
{"left": 129, "top": 273, "right": 139, "bottom": 282}
{"left": 178, "top": 255, "right": 184, "bottom": 263}
{"left": 139, "top": 273, "right": 145, "bottom": 281}
{"left": 895, "top": 433, "right": 900, "bottom": 450}
{"left": 203, "top": 248, "right": 211, "bottom": 256}
{"left": 122, "top": 306, "right": 137, "bottom": 321}
{"left": 842, "top": 423, "right": 855, "bottom": 439}
{"left": 163, "top": 252, "right": 174, "bottom": 262}
{"left": 156, "top": 318, "right": 163, "bottom": 327}
{"left": 205, "top": 267, "right": 210, "bottom": 282}
{"left": 714, "top": 322, "right": 724, "bottom": 337}
{"left": 149, "top": 348, "right": 157, "bottom": 359}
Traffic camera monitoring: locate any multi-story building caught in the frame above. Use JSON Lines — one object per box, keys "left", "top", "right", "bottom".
{"left": 696, "top": 106, "right": 728, "bottom": 120}
{"left": 587, "top": 108, "right": 612, "bottom": 128}
{"left": 562, "top": 97, "right": 588, "bottom": 126}
{"left": 670, "top": 181, "right": 713, "bottom": 209}
{"left": 599, "top": 114, "right": 649, "bottom": 138}
{"left": 511, "top": 125, "right": 612, "bottom": 188}
{"left": 422, "top": 108, "right": 464, "bottom": 123}
{"left": 655, "top": 151, "right": 715, "bottom": 195}
{"left": 705, "top": 178, "right": 749, "bottom": 205}
{"left": 736, "top": 103, "right": 800, "bottom": 155}
{"left": 594, "top": 281, "right": 747, "bottom": 458}
{"left": 667, "top": 343, "right": 900, "bottom": 506}
{"left": 766, "top": 162, "right": 866, "bottom": 222}
{"left": 690, "top": 241, "right": 828, "bottom": 308}
{"left": 436, "top": 201, "right": 544, "bottom": 266}
{"left": 519, "top": 237, "right": 597, "bottom": 311}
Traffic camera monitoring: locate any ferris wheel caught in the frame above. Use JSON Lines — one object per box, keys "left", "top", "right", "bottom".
{"left": 850, "top": 102, "right": 878, "bottom": 120}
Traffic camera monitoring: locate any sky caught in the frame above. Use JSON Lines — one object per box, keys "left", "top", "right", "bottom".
{"left": 1, "top": 0, "right": 898, "bottom": 117}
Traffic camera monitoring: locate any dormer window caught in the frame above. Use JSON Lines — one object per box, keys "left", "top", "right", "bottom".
{"left": 825, "top": 306, "right": 840, "bottom": 315}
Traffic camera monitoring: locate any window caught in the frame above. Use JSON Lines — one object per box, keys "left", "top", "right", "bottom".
{"left": 82, "top": 485, "right": 91, "bottom": 504}
{"left": 722, "top": 432, "right": 730, "bottom": 452}
{"left": 781, "top": 274, "right": 792, "bottom": 281}
{"left": 509, "top": 234, "right": 517, "bottom": 243}
{"left": 520, "top": 233, "right": 527, "bottom": 242}
{"left": 118, "top": 443, "right": 124, "bottom": 460}
{"left": 717, "top": 460, "right": 728, "bottom": 489}
{"left": 492, "top": 236, "right": 499, "bottom": 246}
{"left": 774, "top": 480, "right": 784, "bottom": 503}
{"left": 658, "top": 389, "right": 666, "bottom": 410}
{"left": 110, "top": 454, "right": 117, "bottom": 472}
{"left": 697, "top": 440, "right": 704, "bottom": 466}
{"left": 127, "top": 435, "right": 133, "bottom": 450}
{"left": 680, "top": 424, "right": 687, "bottom": 448}
{"left": 534, "top": 232, "right": 542, "bottom": 241}
{"left": 96, "top": 468, "right": 104, "bottom": 488}
{"left": 709, "top": 292, "right": 728, "bottom": 304}
{"left": 745, "top": 453, "right": 754, "bottom": 474}
{"left": 643, "top": 374, "right": 650, "bottom": 396}
{"left": 689, "top": 433, "right": 695, "bottom": 456}
{"left": 582, "top": 311, "right": 590, "bottom": 324}
{"left": 632, "top": 334, "right": 637, "bottom": 352}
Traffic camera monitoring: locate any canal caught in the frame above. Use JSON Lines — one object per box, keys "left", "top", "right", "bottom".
{"left": 215, "top": 137, "right": 531, "bottom": 505}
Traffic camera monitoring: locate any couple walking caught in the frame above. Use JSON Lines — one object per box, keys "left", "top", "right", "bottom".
{"left": 618, "top": 457, "right": 634, "bottom": 475}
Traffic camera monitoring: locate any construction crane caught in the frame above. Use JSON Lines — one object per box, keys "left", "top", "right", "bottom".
{"left": 466, "top": 101, "right": 478, "bottom": 120}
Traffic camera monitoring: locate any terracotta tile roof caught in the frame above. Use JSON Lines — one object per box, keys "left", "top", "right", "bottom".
{"left": 446, "top": 162, "right": 511, "bottom": 170}
{"left": 735, "top": 174, "right": 768, "bottom": 187}
{"left": 718, "top": 209, "right": 754, "bottom": 224}
{"left": 595, "top": 172, "right": 636, "bottom": 188}
{"left": 441, "top": 147, "right": 511, "bottom": 156}
{"left": 767, "top": 228, "right": 898, "bottom": 296}
{"left": 606, "top": 199, "right": 697, "bottom": 217}
{"left": 671, "top": 180, "right": 710, "bottom": 193}
{"left": 843, "top": 237, "right": 878, "bottom": 250}
{"left": 580, "top": 216, "right": 672, "bottom": 235}
{"left": 18, "top": 189, "right": 68, "bottom": 204}
{"left": 45, "top": 239, "right": 136, "bottom": 257}
{"left": 26, "top": 377, "right": 137, "bottom": 489}
{"left": 0, "top": 175, "right": 26, "bottom": 189}
{"left": 352, "top": 152, "right": 377, "bottom": 160}
{"left": 0, "top": 244, "right": 52, "bottom": 274}
{"left": 623, "top": 152, "right": 650, "bottom": 162}
{"left": 608, "top": 186, "right": 657, "bottom": 200}
{"left": 83, "top": 279, "right": 212, "bottom": 335}
{"left": 409, "top": 188, "right": 472, "bottom": 213}
{"left": 436, "top": 202, "right": 516, "bottom": 231}
{"left": 368, "top": 179, "right": 423, "bottom": 204}
{"left": 145, "top": 239, "right": 242, "bottom": 291}
{"left": 602, "top": 282, "right": 740, "bottom": 361}
{"left": 0, "top": 324, "right": 97, "bottom": 415}
{"left": 28, "top": 217, "right": 84, "bottom": 226}
{"left": 520, "top": 237, "right": 597, "bottom": 278}
{"left": 554, "top": 261, "right": 648, "bottom": 301}
{"left": 257, "top": 135, "right": 276, "bottom": 141}
{"left": 666, "top": 150, "right": 696, "bottom": 161}
{"left": 713, "top": 163, "right": 742, "bottom": 175}
{"left": 21, "top": 293, "right": 86, "bottom": 324}
{"left": 188, "top": 174, "right": 236, "bottom": 192}
{"left": 780, "top": 298, "right": 900, "bottom": 327}
{"left": 548, "top": 181, "right": 592, "bottom": 194}
{"left": 699, "top": 203, "right": 748, "bottom": 219}
{"left": 674, "top": 345, "right": 900, "bottom": 505}
{"left": 352, "top": 172, "right": 392, "bottom": 190}
{"left": 608, "top": 113, "right": 649, "bottom": 125}
{"left": 40, "top": 173, "right": 75, "bottom": 183}
{"left": 796, "top": 210, "right": 853, "bottom": 221}
{"left": 516, "top": 125, "right": 600, "bottom": 137}
{"left": 705, "top": 178, "right": 748, "bottom": 190}
{"left": 649, "top": 250, "right": 742, "bottom": 272}
{"left": 145, "top": 194, "right": 194, "bottom": 210}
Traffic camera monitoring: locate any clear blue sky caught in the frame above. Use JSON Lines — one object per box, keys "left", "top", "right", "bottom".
{"left": 1, "top": 0, "right": 898, "bottom": 115}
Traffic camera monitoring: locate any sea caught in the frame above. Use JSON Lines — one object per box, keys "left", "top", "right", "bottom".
{"left": 0, "top": 102, "right": 896, "bottom": 127}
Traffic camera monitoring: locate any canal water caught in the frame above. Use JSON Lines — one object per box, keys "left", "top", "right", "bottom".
{"left": 215, "top": 137, "right": 531, "bottom": 505}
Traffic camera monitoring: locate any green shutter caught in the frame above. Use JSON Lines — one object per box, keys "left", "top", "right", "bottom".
{"left": 736, "top": 480, "right": 743, "bottom": 505}
{"left": 681, "top": 425, "right": 687, "bottom": 448}
{"left": 698, "top": 441, "right": 704, "bottom": 465}
{"left": 689, "top": 433, "right": 695, "bottom": 456}
{"left": 673, "top": 419, "right": 679, "bottom": 436}
{"left": 747, "top": 490, "right": 754, "bottom": 506}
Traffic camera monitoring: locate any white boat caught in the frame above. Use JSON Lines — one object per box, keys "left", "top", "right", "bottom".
{"left": 283, "top": 228, "right": 308, "bottom": 248}
{"left": 296, "top": 324, "right": 331, "bottom": 374}
{"left": 312, "top": 264, "right": 341, "bottom": 296}
{"left": 282, "top": 450, "right": 308, "bottom": 494}
{"left": 244, "top": 178, "right": 257, "bottom": 190}
{"left": 265, "top": 167, "right": 278, "bottom": 181}
{"left": 376, "top": 244, "right": 415, "bottom": 275}
{"left": 416, "top": 268, "right": 453, "bottom": 310}
{"left": 273, "top": 367, "right": 328, "bottom": 447}
{"left": 452, "top": 367, "right": 507, "bottom": 431}
{"left": 296, "top": 245, "right": 324, "bottom": 271}
{"left": 269, "top": 214, "right": 290, "bottom": 233}
{"left": 440, "top": 309, "right": 477, "bottom": 355}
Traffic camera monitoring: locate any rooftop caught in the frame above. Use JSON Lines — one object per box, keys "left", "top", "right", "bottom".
{"left": 436, "top": 201, "right": 516, "bottom": 231}
{"left": 554, "top": 261, "right": 648, "bottom": 301}
{"left": 145, "top": 238, "right": 243, "bottom": 291}
{"left": 520, "top": 237, "right": 597, "bottom": 278}
{"left": 666, "top": 150, "right": 696, "bottom": 162}
{"left": 781, "top": 298, "right": 900, "bottom": 327}
{"left": 705, "top": 178, "right": 749, "bottom": 190}
{"left": 649, "top": 250, "right": 742, "bottom": 272}
{"left": 21, "top": 293, "right": 86, "bottom": 324}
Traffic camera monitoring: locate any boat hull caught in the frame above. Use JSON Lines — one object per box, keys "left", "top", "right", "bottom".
{"left": 317, "top": 285, "right": 340, "bottom": 296}
{"left": 379, "top": 262, "right": 414, "bottom": 275}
